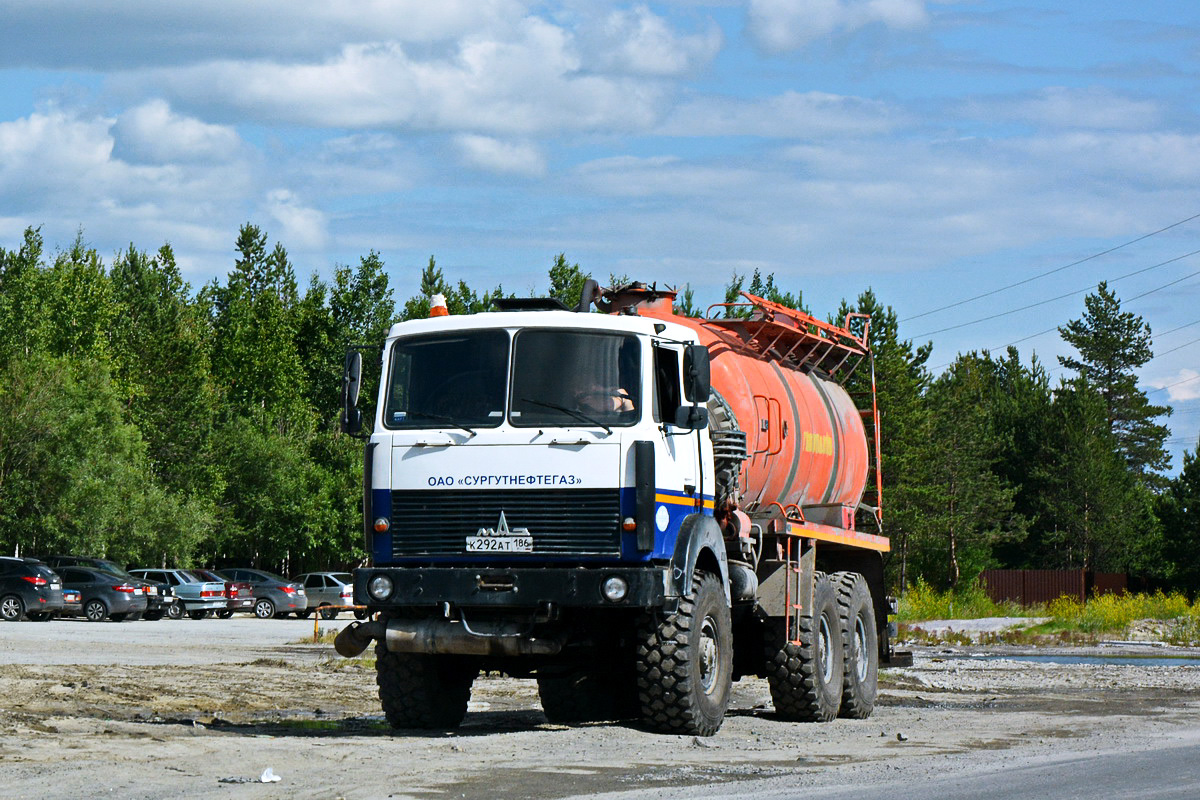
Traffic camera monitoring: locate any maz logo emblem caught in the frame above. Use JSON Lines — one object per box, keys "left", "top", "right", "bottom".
{"left": 476, "top": 511, "right": 530, "bottom": 537}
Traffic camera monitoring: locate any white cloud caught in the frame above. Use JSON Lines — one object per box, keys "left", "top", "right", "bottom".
{"left": 748, "top": 0, "right": 929, "bottom": 52}
{"left": 263, "top": 189, "right": 327, "bottom": 250}
{"left": 455, "top": 135, "right": 545, "bottom": 177}
{"left": 112, "top": 99, "right": 242, "bottom": 164}
{"left": 1152, "top": 369, "right": 1200, "bottom": 403}
{"left": 2, "top": 0, "right": 530, "bottom": 69}
{"left": 962, "top": 87, "right": 1163, "bottom": 132}
{"left": 134, "top": 18, "right": 666, "bottom": 135}
{"left": 588, "top": 6, "right": 722, "bottom": 77}
{"left": 660, "top": 91, "right": 903, "bottom": 138}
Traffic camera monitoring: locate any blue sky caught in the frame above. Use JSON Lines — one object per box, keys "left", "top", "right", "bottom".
{"left": 2, "top": 0, "right": 1198, "bottom": 468}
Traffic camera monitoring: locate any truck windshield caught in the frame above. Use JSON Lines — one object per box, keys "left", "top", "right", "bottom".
{"left": 510, "top": 330, "right": 640, "bottom": 427}
{"left": 384, "top": 331, "right": 509, "bottom": 429}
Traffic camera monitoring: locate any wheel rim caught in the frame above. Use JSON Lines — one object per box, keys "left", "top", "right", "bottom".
{"left": 818, "top": 614, "right": 834, "bottom": 684}
{"left": 256, "top": 600, "right": 273, "bottom": 618}
{"left": 853, "top": 616, "right": 869, "bottom": 682}
{"left": 698, "top": 614, "right": 720, "bottom": 694}
{"left": 86, "top": 601, "right": 104, "bottom": 621}
{"left": 1, "top": 597, "right": 20, "bottom": 620}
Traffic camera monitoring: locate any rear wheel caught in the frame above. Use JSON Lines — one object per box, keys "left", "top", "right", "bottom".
{"left": 216, "top": 610, "right": 234, "bottom": 619}
{"left": 635, "top": 570, "right": 733, "bottom": 736}
{"left": 765, "top": 572, "right": 844, "bottom": 722}
{"left": 376, "top": 645, "right": 477, "bottom": 729}
{"left": 165, "top": 603, "right": 185, "bottom": 620}
{"left": 1, "top": 595, "right": 26, "bottom": 621}
{"left": 254, "top": 598, "right": 276, "bottom": 619}
{"left": 319, "top": 604, "right": 339, "bottom": 620}
{"left": 85, "top": 599, "right": 109, "bottom": 622}
{"left": 832, "top": 571, "right": 879, "bottom": 719}
{"left": 188, "top": 610, "right": 211, "bottom": 620}
{"left": 295, "top": 608, "right": 312, "bottom": 619}
{"left": 110, "top": 613, "right": 128, "bottom": 622}
{"left": 143, "top": 610, "right": 164, "bottom": 621}
{"left": 27, "top": 611, "right": 51, "bottom": 622}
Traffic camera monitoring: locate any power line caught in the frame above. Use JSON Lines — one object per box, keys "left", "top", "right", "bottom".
{"left": 1150, "top": 373, "right": 1200, "bottom": 395}
{"left": 903, "top": 210, "right": 1200, "bottom": 322}
{"left": 914, "top": 250, "right": 1200, "bottom": 338}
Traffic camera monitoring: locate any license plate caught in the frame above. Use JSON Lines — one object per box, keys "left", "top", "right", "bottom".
{"left": 466, "top": 536, "right": 533, "bottom": 553}
{"left": 134, "top": 589, "right": 143, "bottom": 595}
{"left": 50, "top": 582, "right": 60, "bottom": 590}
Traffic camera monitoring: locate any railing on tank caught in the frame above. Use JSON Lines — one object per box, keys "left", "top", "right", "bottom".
{"left": 702, "top": 291, "right": 870, "bottom": 380}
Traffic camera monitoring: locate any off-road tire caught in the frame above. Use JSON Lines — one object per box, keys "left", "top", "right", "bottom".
{"left": 832, "top": 571, "right": 879, "bottom": 719}
{"left": 166, "top": 603, "right": 185, "bottom": 620}
{"left": 765, "top": 572, "right": 844, "bottom": 722}
{"left": 375, "top": 645, "right": 477, "bottom": 729}
{"left": 537, "top": 667, "right": 638, "bottom": 723}
{"left": 635, "top": 570, "right": 733, "bottom": 736}
{"left": 85, "top": 599, "right": 109, "bottom": 622}
{"left": 1, "top": 594, "right": 25, "bottom": 622}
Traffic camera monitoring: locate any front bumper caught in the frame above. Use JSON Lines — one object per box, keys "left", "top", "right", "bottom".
{"left": 354, "top": 566, "right": 668, "bottom": 609}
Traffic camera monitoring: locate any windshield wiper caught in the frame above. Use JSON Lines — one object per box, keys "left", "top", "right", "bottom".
{"left": 520, "top": 398, "right": 612, "bottom": 435}
{"left": 407, "top": 411, "right": 477, "bottom": 438}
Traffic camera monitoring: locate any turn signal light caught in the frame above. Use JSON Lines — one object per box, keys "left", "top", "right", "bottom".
{"left": 374, "top": 517, "right": 390, "bottom": 532}
{"left": 622, "top": 517, "right": 636, "bottom": 531}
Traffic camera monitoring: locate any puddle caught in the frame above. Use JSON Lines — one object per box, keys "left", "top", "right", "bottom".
{"left": 949, "top": 653, "right": 1200, "bottom": 668}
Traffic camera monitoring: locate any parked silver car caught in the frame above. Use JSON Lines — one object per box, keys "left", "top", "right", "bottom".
{"left": 293, "top": 572, "right": 355, "bottom": 619}
{"left": 129, "top": 569, "right": 227, "bottom": 619}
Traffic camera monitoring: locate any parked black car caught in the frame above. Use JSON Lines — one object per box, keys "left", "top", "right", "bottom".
{"left": 214, "top": 568, "right": 306, "bottom": 618}
{"left": 0, "top": 557, "right": 64, "bottom": 621}
{"left": 40, "top": 555, "right": 172, "bottom": 620}
{"left": 55, "top": 566, "right": 148, "bottom": 622}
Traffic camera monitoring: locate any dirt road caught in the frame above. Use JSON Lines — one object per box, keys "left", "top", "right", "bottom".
{"left": 3, "top": 617, "right": 1199, "bottom": 799}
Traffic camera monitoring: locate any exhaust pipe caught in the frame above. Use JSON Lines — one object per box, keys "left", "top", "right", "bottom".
{"left": 334, "top": 621, "right": 385, "bottom": 657}
{"left": 333, "top": 617, "right": 565, "bottom": 658}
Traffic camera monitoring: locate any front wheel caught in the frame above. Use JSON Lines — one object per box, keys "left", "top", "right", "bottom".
{"left": 635, "top": 570, "right": 733, "bottom": 736}
{"left": 85, "top": 599, "right": 109, "bottom": 622}
{"left": 0, "top": 594, "right": 25, "bottom": 622}
{"left": 765, "top": 572, "right": 844, "bottom": 722}
{"left": 254, "top": 598, "right": 276, "bottom": 619}
{"left": 376, "top": 645, "right": 477, "bottom": 729}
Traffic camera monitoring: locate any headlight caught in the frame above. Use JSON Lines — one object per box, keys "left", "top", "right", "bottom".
{"left": 368, "top": 574, "right": 394, "bottom": 601}
{"left": 601, "top": 575, "right": 628, "bottom": 602}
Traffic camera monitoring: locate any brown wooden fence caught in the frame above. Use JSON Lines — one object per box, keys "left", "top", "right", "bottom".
{"left": 980, "top": 569, "right": 1127, "bottom": 605}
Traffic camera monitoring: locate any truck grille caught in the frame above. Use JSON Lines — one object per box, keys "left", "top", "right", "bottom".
{"left": 390, "top": 489, "right": 621, "bottom": 557}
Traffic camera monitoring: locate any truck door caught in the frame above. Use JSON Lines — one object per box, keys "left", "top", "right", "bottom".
{"left": 653, "top": 342, "right": 705, "bottom": 514}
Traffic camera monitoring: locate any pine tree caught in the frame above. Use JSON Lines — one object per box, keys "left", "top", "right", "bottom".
{"left": 1058, "top": 282, "right": 1171, "bottom": 480}
{"left": 1156, "top": 442, "right": 1200, "bottom": 591}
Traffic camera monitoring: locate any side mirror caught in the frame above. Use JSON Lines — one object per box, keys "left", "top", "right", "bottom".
{"left": 341, "top": 350, "right": 363, "bottom": 435}
{"left": 673, "top": 405, "right": 709, "bottom": 431}
{"left": 683, "top": 344, "right": 710, "bottom": 403}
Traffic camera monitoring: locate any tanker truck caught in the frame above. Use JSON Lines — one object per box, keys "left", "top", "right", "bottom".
{"left": 334, "top": 281, "right": 908, "bottom": 736}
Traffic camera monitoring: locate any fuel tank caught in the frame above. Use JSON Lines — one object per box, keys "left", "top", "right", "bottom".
{"left": 621, "top": 286, "right": 871, "bottom": 525}
{"left": 686, "top": 321, "right": 869, "bottom": 517}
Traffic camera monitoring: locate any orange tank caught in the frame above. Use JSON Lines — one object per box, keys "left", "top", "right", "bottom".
{"left": 620, "top": 286, "right": 875, "bottom": 529}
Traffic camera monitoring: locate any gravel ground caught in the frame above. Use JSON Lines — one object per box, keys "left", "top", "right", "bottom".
{"left": 2, "top": 616, "right": 1200, "bottom": 799}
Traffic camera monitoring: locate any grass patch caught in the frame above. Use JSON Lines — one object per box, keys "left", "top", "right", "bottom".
{"left": 898, "top": 581, "right": 1200, "bottom": 642}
